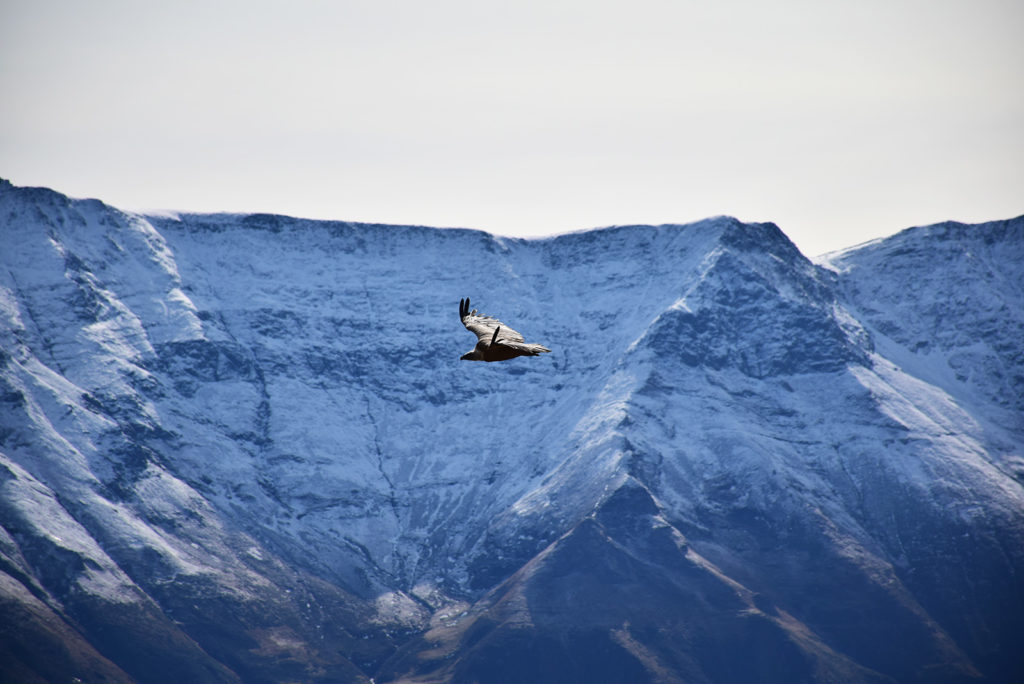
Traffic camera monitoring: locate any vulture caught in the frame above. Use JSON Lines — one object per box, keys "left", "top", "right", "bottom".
{"left": 459, "top": 298, "right": 551, "bottom": 362}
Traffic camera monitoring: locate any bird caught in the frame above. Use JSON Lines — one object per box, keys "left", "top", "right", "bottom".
{"left": 459, "top": 298, "right": 551, "bottom": 362}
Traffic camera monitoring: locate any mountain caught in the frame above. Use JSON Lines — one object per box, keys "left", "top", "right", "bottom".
{"left": 1, "top": 178, "right": 1021, "bottom": 683}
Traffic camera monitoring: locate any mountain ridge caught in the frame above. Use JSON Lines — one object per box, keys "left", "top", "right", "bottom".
{"left": 1, "top": 179, "right": 1021, "bottom": 682}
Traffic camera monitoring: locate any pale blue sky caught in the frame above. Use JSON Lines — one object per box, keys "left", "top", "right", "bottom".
{"left": 2, "top": 0, "right": 1022, "bottom": 256}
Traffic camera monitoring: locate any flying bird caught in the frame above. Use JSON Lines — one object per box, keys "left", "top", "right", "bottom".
{"left": 459, "top": 298, "right": 551, "bottom": 362}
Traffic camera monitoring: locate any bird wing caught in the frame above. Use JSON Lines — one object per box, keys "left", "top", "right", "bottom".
{"left": 460, "top": 298, "right": 526, "bottom": 344}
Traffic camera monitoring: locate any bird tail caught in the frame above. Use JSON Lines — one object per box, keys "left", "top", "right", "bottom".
{"left": 525, "top": 344, "right": 551, "bottom": 355}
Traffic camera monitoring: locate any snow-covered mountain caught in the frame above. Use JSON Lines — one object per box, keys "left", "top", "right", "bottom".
{"left": 1, "top": 178, "right": 1021, "bottom": 683}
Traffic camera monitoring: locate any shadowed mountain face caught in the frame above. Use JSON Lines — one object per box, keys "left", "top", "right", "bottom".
{"left": 1, "top": 178, "right": 1021, "bottom": 682}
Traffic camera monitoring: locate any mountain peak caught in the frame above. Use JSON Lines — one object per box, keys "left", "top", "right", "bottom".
{"left": 2, "top": 182, "right": 1022, "bottom": 682}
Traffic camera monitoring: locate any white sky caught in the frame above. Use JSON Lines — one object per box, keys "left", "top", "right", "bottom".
{"left": 2, "top": 0, "right": 1022, "bottom": 256}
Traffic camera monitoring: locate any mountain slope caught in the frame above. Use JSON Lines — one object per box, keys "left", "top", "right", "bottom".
{"left": 821, "top": 219, "right": 1024, "bottom": 477}
{"left": 1, "top": 179, "right": 1021, "bottom": 682}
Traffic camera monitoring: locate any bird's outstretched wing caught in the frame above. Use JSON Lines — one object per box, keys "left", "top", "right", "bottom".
{"left": 460, "top": 298, "right": 526, "bottom": 344}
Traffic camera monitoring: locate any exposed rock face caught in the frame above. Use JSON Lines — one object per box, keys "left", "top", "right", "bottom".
{"left": 1, "top": 178, "right": 1021, "bottom": 682}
